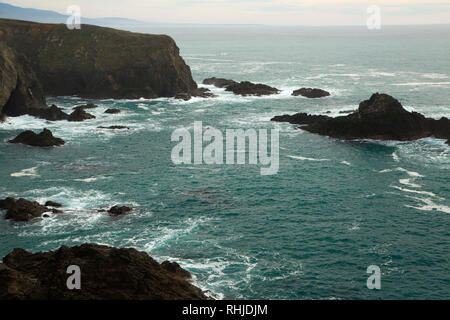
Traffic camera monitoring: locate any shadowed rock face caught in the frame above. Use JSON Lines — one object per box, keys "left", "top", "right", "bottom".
{"left": 67, "top": 108, "right": 95, "bottom": 122}
{"left": 272, "top": 93, "right": 450, "bottom": 141}
{"left": 0, "top": 19, "right": 198, "bottom": 99}
{"left": 0, "top": 42, "right": 47, "bottom": 117}
{"left": 292, "top": 88, "right": 330, "bottom": 98}
{"left": 226, "top": 81, "right": 280, "bottom": 96}
{"left": 9, "top": 128, "right": 65, "bottom": 147}
{"left": 0, "top": 244, "right": 208, "bottom": 300}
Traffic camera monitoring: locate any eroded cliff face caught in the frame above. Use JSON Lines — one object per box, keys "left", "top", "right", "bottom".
{"left": 0, "top": 19, "right": 198, "bottom": 99}
{"left": 0, "top": 42, "right": 47, "bottom": 116}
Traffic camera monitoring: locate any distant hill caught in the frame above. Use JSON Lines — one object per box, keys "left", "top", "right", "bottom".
{"left": 0, "top": 2, "right": 149, "bottom": 29}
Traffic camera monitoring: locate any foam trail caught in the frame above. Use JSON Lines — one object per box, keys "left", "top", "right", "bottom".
{"left": 288, "top": 155, "right": 330, "bottom": 161}
{"left": 11, "top": 166, "right": 39, "bottom": 177}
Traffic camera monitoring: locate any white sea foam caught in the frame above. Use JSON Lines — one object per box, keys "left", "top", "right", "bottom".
{"left": 391, "top": 186, "right": 436, "bottom": 198}
{"left": 405, "top": 197, "right": 450, "bottom": 214}
{"left": 392, "top": 152, "right": 400, "bottom": 162}
{"left": 399, "top": 178, "right": 421, "bottom": 188}
{"left": 11, "top": 166, "right": 40, "bottom": 177}
{"left": 288, "top": 155, "right": 330, "bottom": 161}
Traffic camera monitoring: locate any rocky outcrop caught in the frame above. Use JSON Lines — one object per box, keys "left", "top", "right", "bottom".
{"left": 0, "top": 197, "right": 49, "bottom": 222}
{"left": 9, "top": 128, "right": 65, "bottom": 147}
{"left": 203, "top": 77, "right": 237, "bottom": 88}
{"left": 0, "top": 42, "right": 47, "bottom": 117}
{"left": 0, "top": 19, "right": 199, "bottom": 99}
{"left": 67, "top": 108, "right": 95, "bottom": 122}
{"left": 45, "top": 201, "right": 62, "bottom": 208}
{"left": 272, "top": 93, "right": 450, "bottom": 141}
{"left": 73, "top": 104, "right": 99, "bottom": 111}
{"left": 0, "top": 244, "right": 208, "bottom": 300}
{"left": 161, "top": 261, "right": 192, "bottom": 279}
{"left": 226, "top": 81, "right": 280, "bottom": 96}
{"left": 108, "top": 206, "right": 132, "bottom": 216}
{"left": 104, "top": 108, "right": 121, "bottom": 114}
{"left": 446, "top": 139, "right": 450, "bottom": 146}
{"left": 292, "top": 88, "right": 330, "bottom": 98}
{"left": 175, "top": 88, "right": 216, "bottom": 101}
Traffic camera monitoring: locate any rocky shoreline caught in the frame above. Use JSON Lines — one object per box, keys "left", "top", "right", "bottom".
{"left": 0, "top": 244, "right": 208, "bottom": 300}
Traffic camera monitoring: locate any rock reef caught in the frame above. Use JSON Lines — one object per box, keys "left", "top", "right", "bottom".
{"left": 9, "top": 128, "right": 65, "bottom": 147}
{"left": 292, "top": 88, "right": 330, "bottom": 98}
{"left": 0, "top": 197, "right": 49, "bottom": 222}
{"left": 226, "top": 81, "right": 280, "bottom": 96}
{"left": 203, "top": 77, "right": 237, "bottom": 88}
{"left": 0, "top": 244, "right": 208, "bottom": 300}
{"left": 272, "top": 93, "right": 450, "bottom": 141}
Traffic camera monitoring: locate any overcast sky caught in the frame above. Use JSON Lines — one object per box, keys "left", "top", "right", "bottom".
{"left": 5, "top": 0, "right": 450, "bottom": 25}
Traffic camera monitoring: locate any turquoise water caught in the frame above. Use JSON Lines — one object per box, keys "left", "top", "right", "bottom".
{"left": 1, "top": 25, "right": 449, "bottom": 299}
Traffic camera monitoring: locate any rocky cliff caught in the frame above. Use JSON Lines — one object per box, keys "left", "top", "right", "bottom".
{"left": 0, "top": 42, "right": 47, "bottom": 116}
{"left": 0, "top": 19, "right": 198, "bottom": 99}
{"left": 0, "top": 244, "right": 208, "bottom": 300}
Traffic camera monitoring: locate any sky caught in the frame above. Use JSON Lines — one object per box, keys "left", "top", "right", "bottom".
{"left": 4, "top": 0, "right": 450, "bottom": 25}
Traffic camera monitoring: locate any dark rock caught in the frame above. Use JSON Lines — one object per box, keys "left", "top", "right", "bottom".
{"left": 0, "top": 113, "right": 7, "bottom": 122}
{"left": 202, "top": 77, "right": 237, "bottom": 88}
{"left": 271, "top": 113, "right": 329, "bottom": 125}
{"left": 45, "top": 201, "right": 63, "bottom": 208}
{"left": 339, "top": 110, "right": 355, "bottom": 114}
{"left": 98, "top": 126, "right": 130, "bottom": 130}
{"left": 68, "top": 108, "right": 95, "bottom": 122}
{"left": 108, "top": 206, "right": 132, "bottom": 216}
{"left": 51, "top": 209, "right": 64, "bottom": 214}
{"left": 161, "top": 261, "right": 192, "bottom": 279}
{"left": 0, "top": 19, "right": 198, "bottom": 99}
{"left": 193, "top": 87, "right": 217, "bottom": 98}
{"left": 0, "top": 244, "right": 208, "bottom": 300}
{"left": 292, "top": 88, "right": 330, "bottom": 98}
{"left": 104, "top": 108, "right": 121, "bottom": 114}
{"left": 42, "top": 214, "right": 50, "bottom": 218}
{"left": 9, "top": 128, "right": 65, "bottom": 147}
{"left": 226, "top": 81, "right": 280, "bottom": 96}
{"left": 174, "top": 93, "right": 191, "bottom": 101}
{"left": 27, "top": 105, "right": 69, "bottom": 121}
{"left": 0, "top": 198, "right": 49, "bottom": 222}
{"left": 446, "top": 139, "right": 450, "bottom": 146}
{"left": 272, "top": 93, "right": 450, "bottom": 142}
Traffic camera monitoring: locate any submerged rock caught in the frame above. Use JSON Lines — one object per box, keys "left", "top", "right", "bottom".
{"left": 272, "top": 93, "right": 450, "bottom": 141}
{"left": 9, "top": 128, "right": 65, "bottom": 147}
{"left": 174, "top": 93, "right": 192, "bottom": 101}
{"left": 292, "top": 88, "right": 330, "bottom": 98}
{"left": 226, "top": 81, "right": 280, "bottom": 96}
{"left": 104, "top": 108, "right": 121, "bottom": 114}
{"left": 0, "top": 198, "right": 49, "bottom": 222}
{"left": 108, "top": 206, "right": 132, "bottom": 216}
{"left": 202, "top": 77, "right": 237, "bottom": 88}
{"left": 68, "top": 108, "right": 96, "bottom": 122}
{"left": 446, "top": 139, "right": 450, "bottom": 146}
{"left": 0, "top": 244, "right": 208, "bottom": 300}
{"left": 98, "top": 125, "right": 130, "bottom": 130}
{"left": 45, "top": 201, "right": 62, "bottom": 208}
{"left": 73, "top": 103, "right": 99, "bottom": 110}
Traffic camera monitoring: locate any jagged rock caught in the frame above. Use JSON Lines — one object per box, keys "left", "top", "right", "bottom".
{"left": 161, "top": 261, "right": 192, "bottom": 279}
{"left": 272, "top": 113, "right": 329, "bottom": 125}
{"left": 0, "top": 198, "right": 49, "bottom": 222}
{"left": 68, "top": 108, "right": 95, "bottom": 122}
{"left": 28, "top": 104, "right": 69, "bottom": 121}
{"left": 193, "top": 87, "right": 216, "bottom": 98}
{"left": 0, "top": 244, "right": 208, "bottom": 300}
{"left": 9, "top": 128, "right": 65, "bottom": 147}
{"left": 108, "top": 206, "right": 132, "bottom": 216}
{"left": 104, "top": 108, "right": 121, "bottom": 114}
{"left": 272, "top": 93, "right": 450, "bottom": 142}
{"left": 45, "top": 201, "right": 62, "bottom": 208}
{"left": 292, "top": 88, "right": 330, "bottom": 98}
{"left": 202, "top": 77, "right": 237, "bottom": 88}
{"left": 0, "top": 19, "right": 198, "bottom": 99}
{"left": 98, "top": 126, "right": 130, "bottom": 130}
{"left": 226, "top": 81, "right": 280, "bottom": 96}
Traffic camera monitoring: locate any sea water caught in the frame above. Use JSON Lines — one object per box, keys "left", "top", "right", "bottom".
{"left": 0, "top": 25, "right": 449, "bottom": 299}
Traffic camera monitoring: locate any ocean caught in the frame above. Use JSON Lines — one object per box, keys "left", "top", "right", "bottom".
{"left": 0, "top": 25, "right": 449, "bottom": 299}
